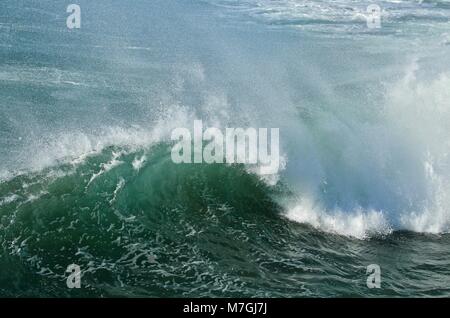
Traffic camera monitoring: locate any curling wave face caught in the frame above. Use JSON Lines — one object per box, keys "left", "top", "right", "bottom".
{"left": 1, "top": 145, "right": 450, "bottom": 297}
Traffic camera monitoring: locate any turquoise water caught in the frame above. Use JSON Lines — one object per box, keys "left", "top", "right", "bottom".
{"left": 1, "top": 0, "right": 450, "bottom": 297}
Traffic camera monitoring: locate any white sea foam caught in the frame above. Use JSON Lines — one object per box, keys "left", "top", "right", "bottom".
{"left": 208, "top": 0, "right": 450, "bottom": 36}
{"left": 19, "top": 108, "right": 194, "bottom": 176}
{"left": 385, "top": 62, "right": 450, "bottom": 234}
{"left": 286, "top": 198, "right": 392, "bottom": 239}
{"left": 285, "top": 60, "right": 450, "bottom": 238}
{"left": 132, "top": 155, "right": 147, "bottom": 171}
{"left": 86, "top": 151, "right": 125, "bottom": 188}
{"left": 110, "top": 178, "right": 126, "bottom": 204}
{"left": 0, "top": 194, "right": 20, "bottom": 207}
